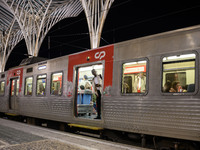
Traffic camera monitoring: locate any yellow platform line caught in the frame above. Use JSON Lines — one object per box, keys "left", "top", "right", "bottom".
{"left": 68, "top": 124, "right": 103, "bottom": 131}
{"left": 5, "top": 113, "right": 18, "bottom": 116}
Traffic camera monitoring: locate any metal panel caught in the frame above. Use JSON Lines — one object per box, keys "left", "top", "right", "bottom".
{"left": 104, "top": 25, "right": 200, "bottom": 141}
{"left": 0, "top": 72, "right": 8, "bottom": 112}
{"left": 18, "top": 56, "right": 72, "bottom": 122}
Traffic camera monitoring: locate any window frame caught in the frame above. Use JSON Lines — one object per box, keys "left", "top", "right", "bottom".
{"left": 161, "top": 51, "right": 198, "bottom": 96}
{"left": 36, "top": 74, "right": 47, "bottom": 97}
{"left": 121, "top": 57, "right": 149, "bottom": 96}
{"left": 1, "top": 74, "right": 5, "bottom": 79}
{"left": 24, "top": 76, "right": 33, "bottom": 96}
{"left": 0, "top": 80, "right": 5, "bottom": 96}
{"left": 50, "top": 71, "right": 63, "bottom": 96}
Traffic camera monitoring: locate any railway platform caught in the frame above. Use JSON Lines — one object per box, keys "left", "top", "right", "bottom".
{"left": 0, "top": 118, "right": 150, "bottom": 150}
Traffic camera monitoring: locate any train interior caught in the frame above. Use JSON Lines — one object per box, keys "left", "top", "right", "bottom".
{"left": 162, "top": 53, "right": 196, "bottom": 93}
{"left": 76, "top": 64, "right": 103, "bottom": 119}
{"left": 25, "top": 77, "right": 33, "bottom": 96}
{"left": 122, "top": 60, "right": 147, "bottom": 94}
{"left": 51, "top": 72, "right": 63, "bottom": 96}
{"left": 121, "top": 53, "right": 196, "bottom": 94}
{"left": 36, "top": 74, "right": 47, "bottom": 96}
{"left": 0, "top": 81, "right": 5, "bottom": 96}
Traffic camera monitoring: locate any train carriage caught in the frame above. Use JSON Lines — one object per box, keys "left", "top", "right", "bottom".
{"left": 0, "top": 72, "right": 7, "bottom": 113}
{"left": 0, "top": 25, "right": 200, "bottom": 148}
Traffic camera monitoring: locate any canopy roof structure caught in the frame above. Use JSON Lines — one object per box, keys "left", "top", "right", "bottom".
{"left": 0, "top": 0, "right": 83, "bottom": 72}
{"left": 0, "top": 0, "right": 23, "bottom": 72}
{"left": 0, "top": 0, "right": 114, "bottom": 72}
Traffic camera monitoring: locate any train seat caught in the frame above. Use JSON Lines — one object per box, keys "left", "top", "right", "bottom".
{"left": 187, "top": 84, "right": 195, "bottom": 92}
{"left": 83, "top": 94, "right": 92, "bottom": 104}
{"left": 77, "top": 94, "right": 83, "bottom": 104}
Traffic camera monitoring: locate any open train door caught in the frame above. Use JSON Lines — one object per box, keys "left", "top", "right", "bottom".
{"left": 68, "top": 45, "right": 114, "bottom": 120}
{"left": 7, "top": 68, "right": 23, "bottom": 114}
{"left": 75, "top": 64, "right": 103, "bottom": 119}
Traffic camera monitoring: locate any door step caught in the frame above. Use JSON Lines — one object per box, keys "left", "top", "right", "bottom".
{"left": 68, "top": 124, "right": 103, "bottom": 131}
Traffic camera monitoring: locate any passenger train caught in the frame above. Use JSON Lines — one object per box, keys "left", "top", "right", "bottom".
{"left": 1, "top": 25, "right": 200, "bottom": 149}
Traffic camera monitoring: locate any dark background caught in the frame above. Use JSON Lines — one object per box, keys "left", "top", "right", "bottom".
{"left": 6, "top": 0, "right": 200, "bottom": 70}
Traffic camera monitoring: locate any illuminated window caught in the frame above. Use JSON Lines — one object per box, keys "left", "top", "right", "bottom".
{"left": 162, "top": 53, "right": 196, "bottom": 93}
{"left": 122, "top": 60, "right": 147, "bottom": 94}
{"left": 16, "top": 79, "right": 19, "bottom": 96}
{"left": 51, "top": 72, "right": 63, "bottom": 96}
{"left": 25, "top": 77, "right": 33, "bottom": 96}
{"left": 0, "top": 81, "right": 5, "bottom": 96}
{"left": 11, "top": 80, "right": 15, "bottom": 96}
{"left": 36, "top": 74, "right": 46, "bottom": 96}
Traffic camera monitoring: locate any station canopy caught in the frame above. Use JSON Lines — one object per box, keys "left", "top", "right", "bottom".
{"left": 0, "top": 0, "right": 83, "bottom": 72}
{"left": 0, "top": 0, "right": 114, "bottom": 73}
{"left": 0, "top": 0, "right": 83, "bottom": 53}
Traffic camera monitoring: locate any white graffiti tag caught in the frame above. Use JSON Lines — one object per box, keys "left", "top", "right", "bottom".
{"left": 94, "top": 51, "right": 106, "bottom": 60}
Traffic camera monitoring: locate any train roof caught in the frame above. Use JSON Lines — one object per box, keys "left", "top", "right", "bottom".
{"left": 4, "top": 24, "right": 200, "bottom": 73}
{"left": 115, "top": 24, "right": 200, "bottom": 46}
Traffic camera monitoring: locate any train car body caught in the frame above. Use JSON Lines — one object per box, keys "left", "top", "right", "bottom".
{"left": 0, "top": 25, "right": 200, "bottom": 143}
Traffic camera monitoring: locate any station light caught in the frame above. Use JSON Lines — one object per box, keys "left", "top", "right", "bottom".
{"left": 38, "top": 65, "right": 46, "bottom": 70}
{"left": 163, "top": 54, "right": 196, "bottom": 61}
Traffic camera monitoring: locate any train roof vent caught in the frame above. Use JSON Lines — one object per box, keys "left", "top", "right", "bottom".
{"left": 20, "top": 57, "right": 48, "bottom": 66}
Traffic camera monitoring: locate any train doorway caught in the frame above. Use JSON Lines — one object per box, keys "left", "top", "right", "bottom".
{"left": 75, "top": 64, "right": 103, "bottom": 120}
{"left": 9, "top": 78, "right": 19, "bottom": 111}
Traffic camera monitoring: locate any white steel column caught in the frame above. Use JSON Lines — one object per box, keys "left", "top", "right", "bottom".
{"left": 3, "top": 0, "right": 83, "bottom": 57}
{"left": 0, "top": 33, "right": 5, "bottom": 73}
{"left": 3, "top": 0, "right": 53, "bottom": 57}
{"left": 80, "top": 0, "right": 114, "bottom": 49}
{"left": 0, "top": 21, "right": 23, "bottom": 72}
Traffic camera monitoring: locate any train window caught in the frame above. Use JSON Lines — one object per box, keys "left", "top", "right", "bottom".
{"left": 16, "top": 79, "right": 19, "bottom": 96}
{"left": 0, "top": 81, "right": 5, "bottom": 96}
{"left": 51, "top": 72, "right": 63, "bottom": 96}
{"left": 122, "top": 60, "right": 147, "bottom": 94}
{"left": 11, "top": 80, "right": 15, "bottom": 96}
{"left": 162, "top": 53, "right": 196, "bottom": 93}
{"left": 26, "top": 68, "right": 33, "bottom": 73}
{"left": 1, "top": 74, "right": 5, "bottom": 78}
{"left": 24, "top": 77, "right": 33, "bottom": 96}
{"left": 10, "top": 79, "right": 19, "bottom": 96}
{"left": 36, "top": 74, "right": 46, "bottom": 96}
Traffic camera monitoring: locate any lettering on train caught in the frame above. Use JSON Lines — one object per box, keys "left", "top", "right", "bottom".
{"left": 94, "top": 51, "right": 106, "bottom": 60}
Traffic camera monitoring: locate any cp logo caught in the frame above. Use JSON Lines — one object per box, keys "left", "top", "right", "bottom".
{"left": 16, "top": 70, "right": 21, "bottom": 75}
{"left": 94, "top": 51, "right": 106, "bottom": 60}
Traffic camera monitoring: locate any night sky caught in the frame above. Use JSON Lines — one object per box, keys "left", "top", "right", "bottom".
{"left": 5, "top": 0, "right": 200, "bottom": 70}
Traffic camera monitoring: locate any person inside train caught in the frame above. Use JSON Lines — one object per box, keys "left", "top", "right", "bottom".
{"left": 163, "top": 80, "right": 172, "bottom": 92}
{"left": 91, "top": 69, "right": 102, "bottom": 119}
{"left": 169, "top": 81, "right": 182, "bottom": 92}
{"left": 123, "top": 82, "right": 130, "bottom": 93}
{"left": 51, "top": 87, "right": 55, "bottom": 94}
{"left": 134, "top": 72, "right": 146, "bottom": 93}
{"left": 84, "top": 75, "right": 92, "bottom": 90}
{"left": 79, "top": 75, "right": 92, "bottom": 90}
{"left": 39, "top": 83, "right": 45, "bottom": 95}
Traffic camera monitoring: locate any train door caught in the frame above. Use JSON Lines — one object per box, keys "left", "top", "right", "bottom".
{"left": 68, "top": 45, "right": 114, "bottom": 121}
{"left": 75, "top": 64, "right": 103, "bottom": 119}
{"left": 9, "top": 78, "right": 19, "bottom": 110}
